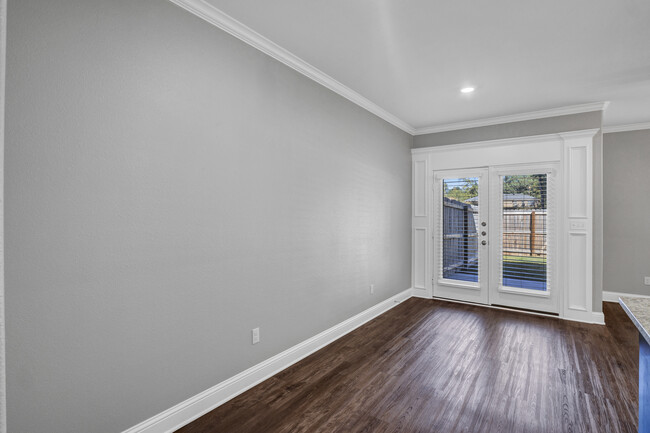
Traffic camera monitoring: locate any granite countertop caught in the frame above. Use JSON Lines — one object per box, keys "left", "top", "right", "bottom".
{"left": 619, "top": 297, "right": 650, "bottom": 345}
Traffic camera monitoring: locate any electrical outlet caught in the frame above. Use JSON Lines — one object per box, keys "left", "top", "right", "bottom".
{"left": 370, "top": 284, "right": 374, "bottom": 294}
{"left": 644, "top": 277, "right": 650, "bottom": 286}
{"left": 252, "top": 327, "right": 260, "bottom": 345}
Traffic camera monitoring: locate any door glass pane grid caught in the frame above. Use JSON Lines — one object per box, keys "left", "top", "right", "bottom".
{"left": 501, "top": 174, "right": 548, "bottom": 291}
{"left": 442, "top": 178, "right": 480, "bottom": 283}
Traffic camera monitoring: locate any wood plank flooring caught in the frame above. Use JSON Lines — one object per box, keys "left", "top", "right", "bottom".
{"left": 176, "top": 299, "right": 639, "bottom": 433}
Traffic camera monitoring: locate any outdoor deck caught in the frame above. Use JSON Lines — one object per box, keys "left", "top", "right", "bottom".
{"left": 445, "top": 257, "right": 547, "bottom": 291}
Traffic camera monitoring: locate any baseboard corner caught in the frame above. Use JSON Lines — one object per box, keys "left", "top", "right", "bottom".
{"left": 122, "top": 287, "right": 413, "bottom": 433}
{"left": 603, "top": 290, "right": 650, "bottom": 303}
{"left": 592, "top": 311, "right": 605, "bottom": 325}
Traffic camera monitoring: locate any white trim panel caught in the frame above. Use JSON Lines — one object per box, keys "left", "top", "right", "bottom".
{"left": 414, "top": 103, "right": 609, "bottom": 135}
{"left": 603, "top": 122, "right": 650, "bottom": 134}
{"left": 567, "top": 232, "right": 588, "bottom": 311}
{"left": 412, "top": 229, "right": 427, "bottom": 290}
{"left": 567, "top": 146, "right": 588, "bottom": 218}
{"left": 411, "top": 153, "right": 431, "bottom": 296}
{"left": 166, "top": 0, "right": 414, "bottom": 134}
{"left": 412, "top": 159, "right": 427, "bottom": 217}
{"left": 561, "top": 130, "right": 597, "bottom": 323}
{"left": 122, "top": 288, "right": 413, "bottom": 433}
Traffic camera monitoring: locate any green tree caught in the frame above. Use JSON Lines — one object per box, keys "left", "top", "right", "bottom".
{"left": 503, "top": 174, "right": 546, "bottom": 208}
{"left": 444, "top": 178, "right": 478, "bottom": 203}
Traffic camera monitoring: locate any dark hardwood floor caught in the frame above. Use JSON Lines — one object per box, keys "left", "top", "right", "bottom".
{"left": 177, "top": 299, "right": 639, "bottom": 433}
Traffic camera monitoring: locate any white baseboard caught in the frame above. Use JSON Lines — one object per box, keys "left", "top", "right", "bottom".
{"left": 122, "top": 288, "right": 413, "bottom": 433}
{"left": 589, "top": 312, "right": 606, "bottom": 325}
{"left": 603, "top": 290, "right": 650, "bottom": 303}
{"left": 411, "top": 288, "right": 431, "bottom": 299}
{"left": 563, "top": 310, "right": 606, "bottom": 325}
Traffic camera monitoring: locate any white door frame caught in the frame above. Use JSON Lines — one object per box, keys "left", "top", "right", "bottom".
{"left": 411, "top": 130, "right": 603, "bottom": 324}
{"left": 432, "top": 163, "right": 560, "bottom": 314}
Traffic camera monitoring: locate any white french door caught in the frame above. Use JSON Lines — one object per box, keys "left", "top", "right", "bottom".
{"left": 433, "top": 168, "right": 490, "bottom": 305}
{"left": 433, "top": 163, "right": 559, "bottom": 314}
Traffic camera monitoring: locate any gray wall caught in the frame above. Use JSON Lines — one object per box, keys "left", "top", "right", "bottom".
{"left": 4, "top": 1, "right": 412, "bottom": 432}
{"left": 413, "top": 111, "right": 604, "bottom": 312}
{"left": 603, "top": 129, "right": 650, "bottom": 296}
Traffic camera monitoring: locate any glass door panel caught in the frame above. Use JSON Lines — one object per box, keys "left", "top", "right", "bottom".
{"left": 442, "top": 178, "right": 480, "bottom": 283}
{"left": 501, "top": 174, "right": 548, "bottom": 291}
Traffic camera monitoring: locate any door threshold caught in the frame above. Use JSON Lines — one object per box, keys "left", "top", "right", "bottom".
{"left": 432, "top": 296, "right": 560, "bottom": 319}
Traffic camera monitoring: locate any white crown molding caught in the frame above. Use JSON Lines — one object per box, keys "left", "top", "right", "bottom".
{"left": 121, "top": 288, "right": 413, "bottom": 433}
{"left": 164, "top": 1, "right": 631, "bottom": 138}
{"left": 602, "top": 122, "right": 650, "bottom": 134}
{"left": 413, "top": 102, "right": 610, "bottom": 136}
{"left": 557, "top": 128, "right": 601, "bottom": 140}
{"left": 167, "top": 0, "right": 415, "bottom": 134}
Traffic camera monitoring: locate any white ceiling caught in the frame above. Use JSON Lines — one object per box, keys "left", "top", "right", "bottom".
{"left": 204, "top": 0, "right": 650, "bottom": 131}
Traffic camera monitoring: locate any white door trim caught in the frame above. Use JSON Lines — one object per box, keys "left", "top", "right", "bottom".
{"left": 411, "top": 129, "right": 602, "bottom": 324}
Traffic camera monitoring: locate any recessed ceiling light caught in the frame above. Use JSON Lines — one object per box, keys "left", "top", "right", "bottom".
{"left": 461, "top": 87, "right": 475, "bottom": 94}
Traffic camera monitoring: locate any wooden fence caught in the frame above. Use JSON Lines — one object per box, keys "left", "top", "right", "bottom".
{"left": 443, "top": 199, "right": 547, "bottom": 275}
{"left": 502, "top": 210, "right": 547, "bottom": 257}
{"left": 442, "top": 198, "right": 478, "bottom": 274}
